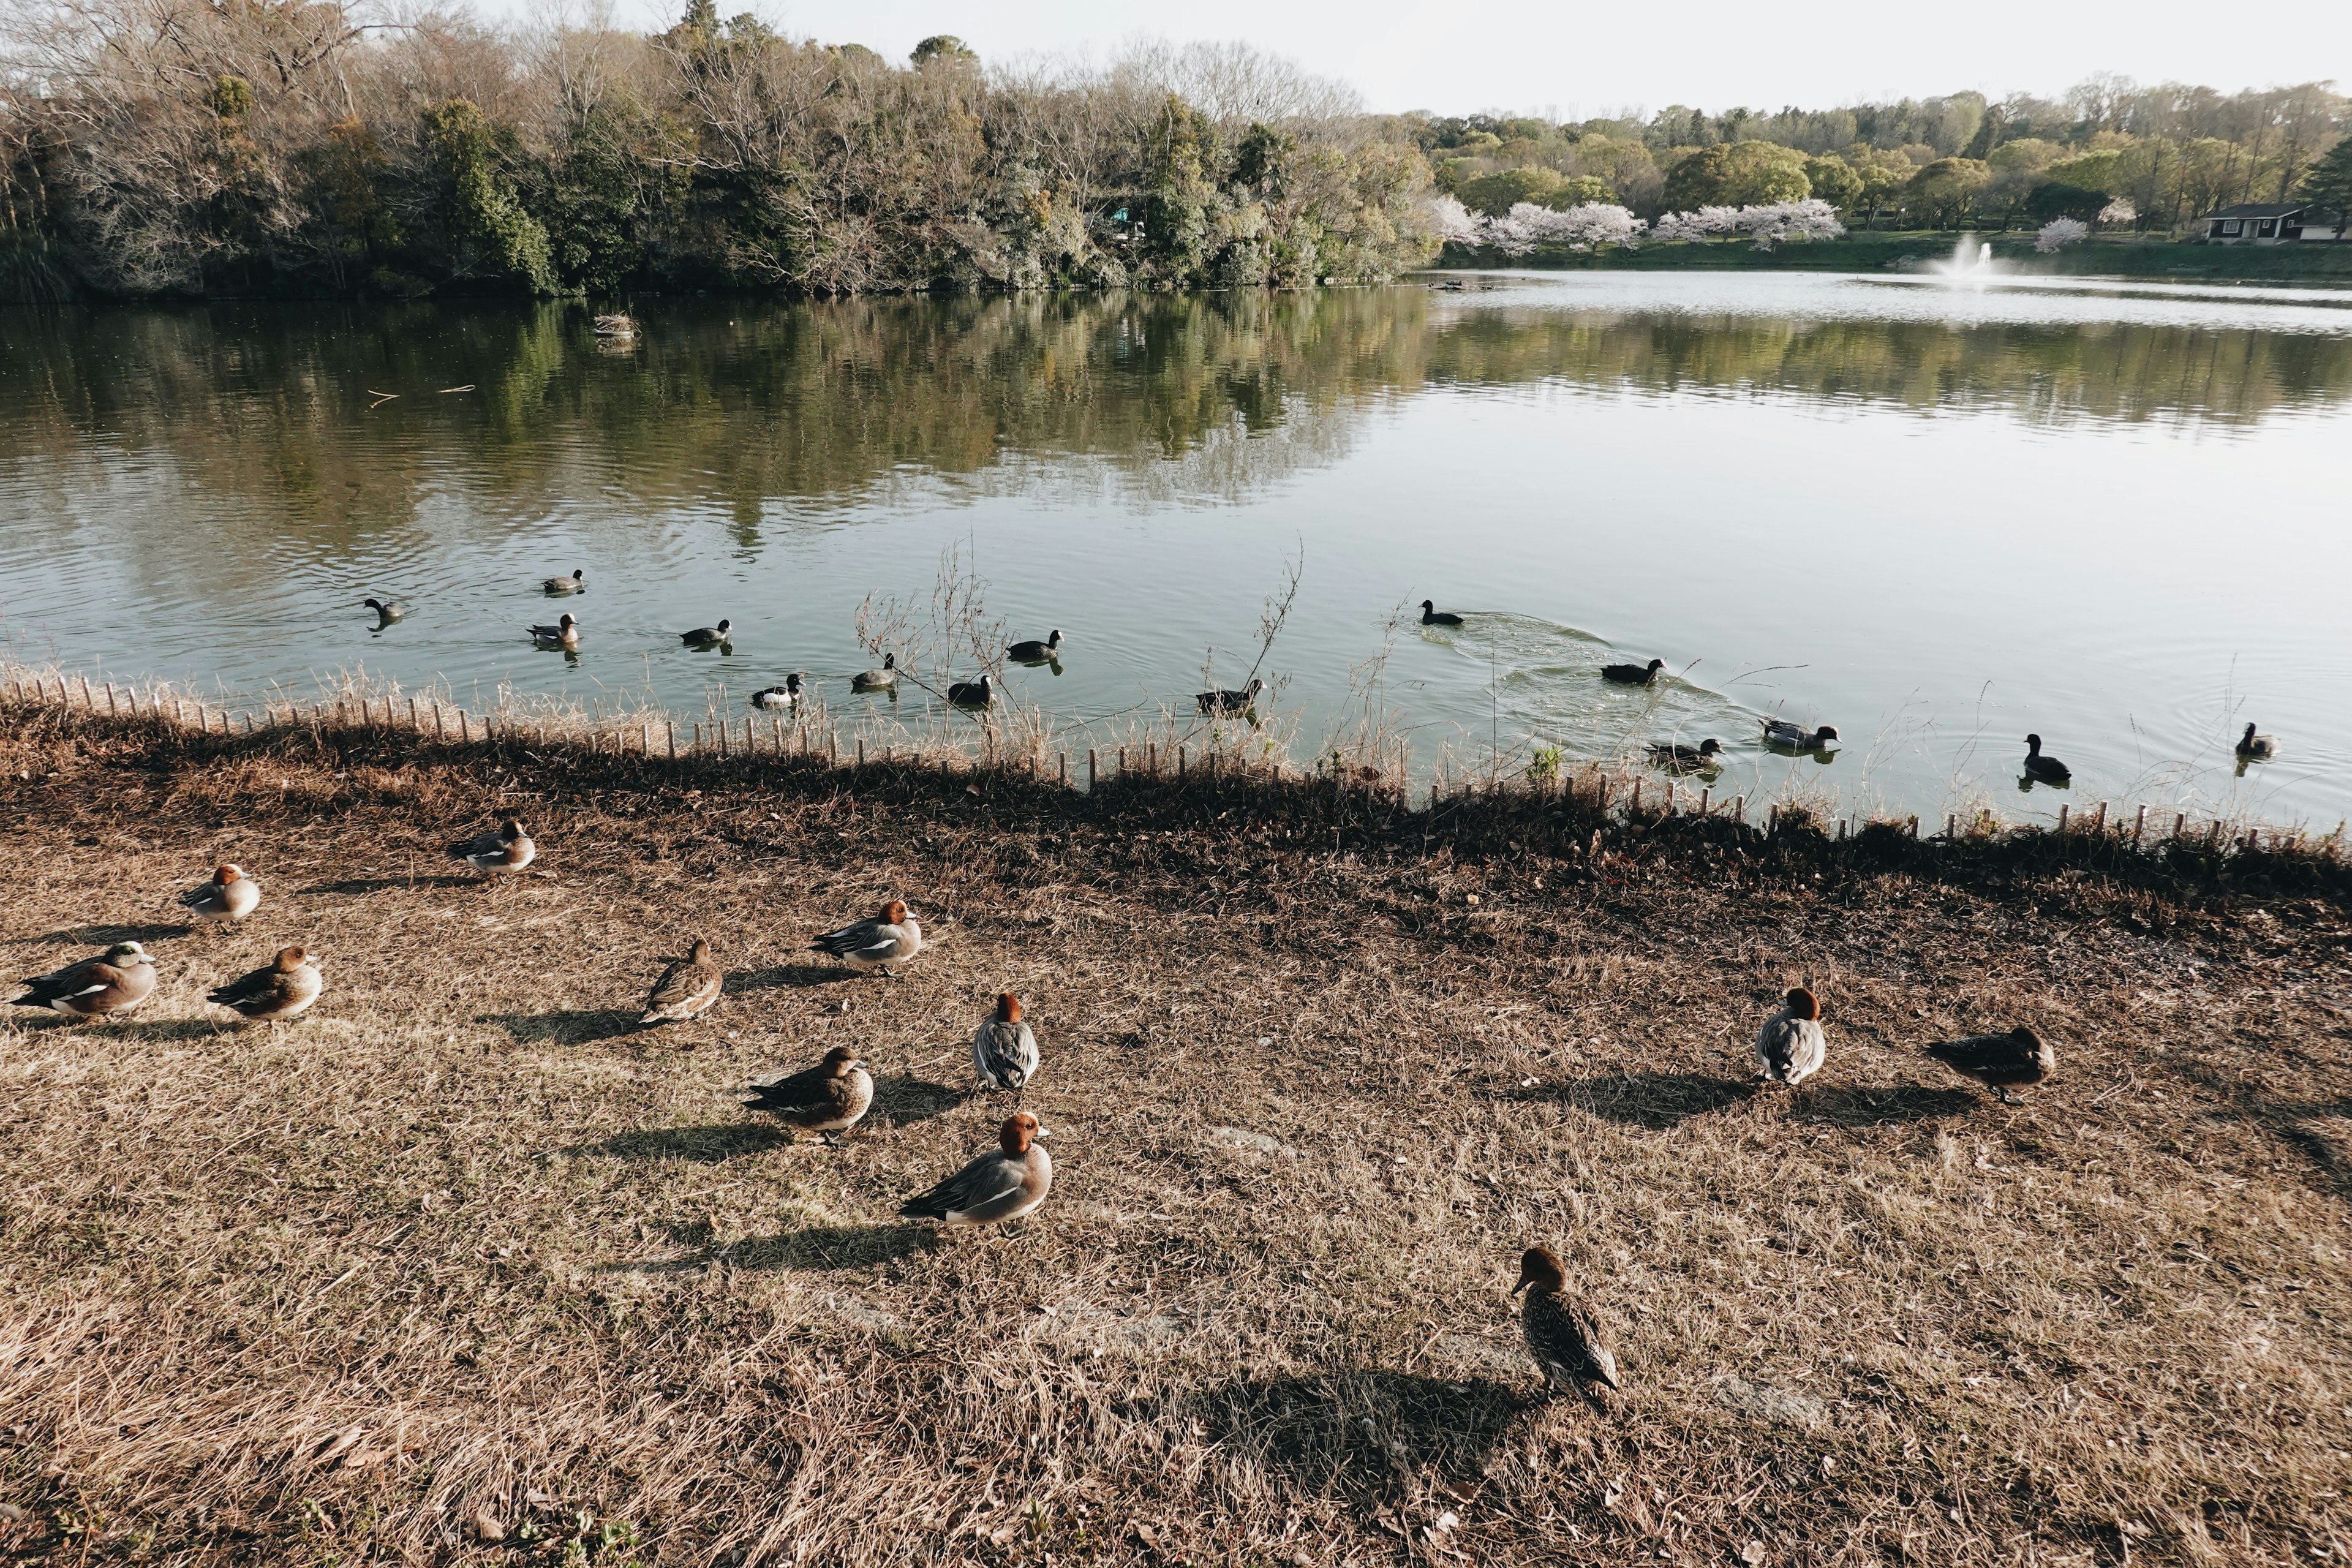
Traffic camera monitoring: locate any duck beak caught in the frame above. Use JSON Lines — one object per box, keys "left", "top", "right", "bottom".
{"left": 1510, "top": 1272, "right": 1532, "bottom": 1295}
{"left": 1033, "top": 1126, "right": 1054, "bottom": 1140}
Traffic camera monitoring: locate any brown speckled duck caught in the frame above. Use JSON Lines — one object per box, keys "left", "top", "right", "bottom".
{"left": 14, "top": 942, "right": 156, "bottom": 1020}
{"left": 208, "top": 946, "right": 323, "bottom": 1023}
{"left": 179, "top": 864, "right": 260, "bottom": 923}
{"left": 810, "top": 900, "right": 921, "bottom": 978}
{"left": 740, "top": 1046, "right": 873, "bottom": 1142}
{"left": 1925, "top": 1028, "right": 2054, "bottom": 1105}
{"left": 1514, "top": 1245, "right": 1620, "bottom": 1404}
{"left": 900, "top": 1112, "right": 1054, "bottom": 1227}
{"left": 638, "top": 938, "right": 723, "bottom": 1026}
{"left": 1754, "top": 987, "right": 1827, "bottom": 1088}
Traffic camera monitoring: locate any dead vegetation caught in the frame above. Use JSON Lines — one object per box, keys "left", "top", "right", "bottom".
{"left": 1, "top": 704, "right": 2349, "bottom": 1567}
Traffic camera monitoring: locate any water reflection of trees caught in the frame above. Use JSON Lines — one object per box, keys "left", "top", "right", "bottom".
{"left": 4, "top": 288, "right": 2348, "bottom": 537}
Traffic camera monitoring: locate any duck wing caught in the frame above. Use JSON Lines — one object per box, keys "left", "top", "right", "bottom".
{"left": 15, "top": 957, "right": 106, "bottom": 1007}
{"left": 741, "top": 1062, "right": 843, "bottom": 1119}
{"left": 900, "top": 1148, "right": 1024, "bottom": 1221}
{"left": 973, "top": 1019, "right": 1038, "bottom": 1088}
{"left": 810, "top": 917, "right": 882, "bottom": 957}
{"left": 207, "top": 963, "right": 285, "bottom": 1012}
{"left": 1524, "top": 1290, "right": 1619, "bottom": 1390}
{"left": 642, "top": 957, "right": 723, "bottom": 1022}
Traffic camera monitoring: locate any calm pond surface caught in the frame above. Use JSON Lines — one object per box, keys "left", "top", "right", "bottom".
{"left": 3, "top": 271, "right": 2350, "bottom": 829}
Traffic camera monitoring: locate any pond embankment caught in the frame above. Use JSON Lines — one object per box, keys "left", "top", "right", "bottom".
{"left": 1441, "top": 231, "right": 2352, "bottom": 282}
{"left": 2, "top": 687, "right": 2349, "bottom": 1564}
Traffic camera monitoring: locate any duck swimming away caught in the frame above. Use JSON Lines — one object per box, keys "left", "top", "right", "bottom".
{"left": 1007, "top": 630, "right": 1063, "bottom": 662}
{"left": 1647, "top": 738, "right": 1722, "bottom": 772}
{"left": 1420, "top": 600, "right": 1464, "bottom": 627}
{"left": 2022, "top": 734, "right": 2070, "bottom": 783}
{"left": 1601, "top": 657, "right": 1666, "bottom": 686}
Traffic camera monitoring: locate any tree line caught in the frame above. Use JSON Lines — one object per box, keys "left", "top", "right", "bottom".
{"left": 1, "top": 5, "right": 2345, "bottom": 305}
{"left": 1403, "top": 78, "right": 2348, "bottom": 235}
{"left": 0, "top": 0, "right": 1436, "bottom": 301}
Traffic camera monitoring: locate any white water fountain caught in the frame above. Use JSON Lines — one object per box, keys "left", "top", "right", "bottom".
{"left": 1929, "top": 233, "right": 2000, "bottom": 285}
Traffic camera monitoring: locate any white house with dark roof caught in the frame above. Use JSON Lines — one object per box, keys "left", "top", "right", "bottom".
{"left": 2201, "top": 202, "right": 2343, "bottom": 243}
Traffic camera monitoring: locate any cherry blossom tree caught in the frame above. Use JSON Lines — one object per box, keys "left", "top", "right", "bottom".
{"left": 2035, "top": 217, "right": 2089, "bottom": 252}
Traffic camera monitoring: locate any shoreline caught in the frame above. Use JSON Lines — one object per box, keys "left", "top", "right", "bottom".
{"left": 1434, "top": 231, "right": 2352, "bottom": 283}
{"left": 2, "top": 685, "right": 2348, "bottom": 1564}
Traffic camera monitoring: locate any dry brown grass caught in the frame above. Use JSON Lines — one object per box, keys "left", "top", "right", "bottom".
{"left": 2, "top": 703, "right": 2350, "bottom": 1567}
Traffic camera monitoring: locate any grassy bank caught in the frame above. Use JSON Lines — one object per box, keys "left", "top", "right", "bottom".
{"left": 1441, "top": 231, "right": 2352, "bottom": 283}
{"left": 2, "top": 695, "right": 2350, "bottom": 1566}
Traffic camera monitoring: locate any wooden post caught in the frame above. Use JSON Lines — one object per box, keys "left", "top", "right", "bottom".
{"left": 1630, "top": 779, "right": 1643, "bottom": 817}
{"left": 1089, "top": 749, "right": 1098, "bottom": 790}
{"left": 2133, "top": 804, "right": 2147, "bottom": 846}
{"left": 1838, "top": 818, "right": 1849, "bottom": 841}
{"left": 2206, "top": 819, "right": 2222, "bottom": 850}
{"left": 1698, "top": 788, "right": 1710, "bottom": 818}
{"left": 1946, "top": 813, "right": 1956, "bottom": 840}
{"left": 1148, "top": 742, "right": 1157, "bottom": 778}
{"left": 666, "top": 721, "right": 676, "bottom": 760}
{"left": 460, "top": 711, "right": 470, "bottom": 743}
{"left": 1733, "top": 795, "right": 1744, "bottom": 825}
{"left": 78, "top": 674, "right": 92, "bottom": 709}
{"left": 244, "top": 712, "right": 255, "bottom": 735}
{"left": 858, "top": 737, "right": 866, "bottom": 769}
{"left": 1909, "top": 815, "right": 1919, "bottom": 838}
{"left": 1118, "top": 746, "right": 1126, "bottom": 777}
{"left": 2093, "top": 801, "right": 2108, "bottom": 835}
{"left": 829, "top": 733, "right": 837, "bottom": 769}
{"left": 1178, "top": 745, "right": 1186, "bottom": 780}
{"left": 1060, "top": 753, "right": 1068, "bottom": 787}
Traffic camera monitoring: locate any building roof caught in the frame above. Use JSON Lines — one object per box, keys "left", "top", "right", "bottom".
{"left": 2204, "top": 203, "right": 2305, "bottom": 220}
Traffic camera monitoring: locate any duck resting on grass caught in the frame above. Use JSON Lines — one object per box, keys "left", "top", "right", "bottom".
{"left": 740, "top": 1046, "right": 873, "bottom": 1143}
{"left": 530, "top": 613, "right": 580, "bottom": 647}
{"left": 2236, "top": 722, "right": 2280, "bottom": 760}
{"left": 1196, "top": 677, "right": 1264, "bottom": 715}
{"left": 179, "top": 864, "right": 260, "bottom": 923}
{"left": 851, "top": 652, "right": 897, "bottom": 692}
{"left": 1763, "top": 720, "right": 1839, "bottom": 750}
{"left": 973, "top": 992, "right": 1040, "bottom": 1093}
{"left": 1924, "top": 1028, "right": 2054, "bottom": 1106}
{"left": 1419, "top": 600, "right": 1464, "bottom": 627}
{"left": 1754, "top": 987, "right": 1827, "bottom": 1088}
{"left": 447, "top": 818, "right": 536, "bottom": 878}
{"left": 1647, "top": 738, "right": 1722, "bottom": 772}
{"left": 1513, "top": 1245, "right": 1621, "bottom": 1406}
{"left": 639, "top": 937, "right": 724, "bottom": 1026}
{"left": 810, "top": 900, "right": 922, "bottom": 978}
{"left": 1602, "top": 657, "right": 1666, "bottom": 686}
{"left": 900, "top": 1112, "right": 1054, "bottom": 1228}
{"left": 14, "top": 943, "right": 156, "bottom": 1020}
{"left": 750, "top": 674, "right": 804, "bottom": 710}
{"left": 2022, "top": 734, "right": 2070, "bottom": 784}
{"left": 208, "top": 946, "right": 323, "bottom": 1023}
{"left": 1007, "top": 630, "right": 1064, "bottom": 663}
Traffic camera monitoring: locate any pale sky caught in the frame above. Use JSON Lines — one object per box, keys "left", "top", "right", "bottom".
{"left": 570, "top": 0, "right": 2350, "bottom": 115}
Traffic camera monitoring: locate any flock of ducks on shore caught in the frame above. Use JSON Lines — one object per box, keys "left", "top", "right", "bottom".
{"left": 14, "top": 797, "right": 2068, "bottom": 1400}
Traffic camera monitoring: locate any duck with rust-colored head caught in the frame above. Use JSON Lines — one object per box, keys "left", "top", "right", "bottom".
{"left": 741, "top": 1046, "right": 873, "bottom": 1142}
{"left": 1513, "top": 1246, "right": 1620, "bottom": 1404}
{"left": 179, "top": 864, "right": 260, "bottom": 922}
{"left": 1754, "top": 987, "right": 1827, "bottom": 1088}
{"left": 447, "top": 818, "right": 536, "bottom": 876}
{"left": 810, "top": 899, "right": 921, "bottom": 978}
{"left": 901, "top": 1112, "right": 1054, "bottom": 1227}
{"left": 973, "top": 992, "right": 1040, "bottom": 1093}
{"left": 208, "top": 946, "right": 323, "bottom": 1023}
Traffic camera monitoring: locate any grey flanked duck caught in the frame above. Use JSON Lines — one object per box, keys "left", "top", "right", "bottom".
{"left": 14, "top": 942, "right": 156, "bottom": 1020}
{"left": 1007, "top": 630, "right": 1063, "bottom": 663}
{"left": 1513, "top": 1245, "right": 1621, "bottom": 1404}
{"left": 900, "top": 1112, "right": 1054, "bottom": 1228}
{"left": 1754, "top": 987, "right": 1827, "bottom": 1088}
{"left": 741, "top": 1046, "right": 873, "bottom": 1142}
{"left": 751, "top": 674, "right": 804, "bottom": 710}
{"left": 2021, "top": 734, "right": 2070, "bottom": 784}
{"left": 1763, "top": 720, "right": 1838, "bottom": 750}
{"left": 208, "top": 946, "right": 323, "bottom": 1023}
{"left": 851, "top": 652, "right": 898, "bottom": 692}
{"left": 638, "top": 937, "right": 724, "bottom": 1026}
{"left": 1602, "top": 657, "right": 1666, "bottom": 686}
{"left": 543, "top": 568, "right": 585, "bottom": 595}
{"left": 179, "top": 864, "right": 260, "bottom": 923}
{"left": 809, "top": 900, "right": 922, "bottom": 978}
{"left": 530, "top": 612, "right": 580, "bottom": 647}
{"left": 681, "top": 617, "right": 732, "bottom": 648}
{"left": 972, "top": 992, "right": 1041, "bottom": 1093}
{"left": 1925, "top": 1027, "right": 2054, "bottom": 1106}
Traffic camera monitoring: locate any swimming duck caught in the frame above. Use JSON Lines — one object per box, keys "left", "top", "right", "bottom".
{"left": 1763, "top": 720, "right": 1838, "bottom": 750}
{"left": 1924, "top": 1027, "right": 2054, "bottom": 1106}
{"left": 900, "top": 1112, "right": 1054, "bottom": 1227}
{"left": 593, "top": 314, "right": 636, "bottom": 337}
{"left": 681, "top": 618, "right": 732, "bottom": 648}
{"left": 948, "top": 672, "right": 993, "bottom": 707}
{"left": 1754, "top": 987, "right": 1827, "bottom": 1088}
{"left": 1420, "top": 600, "right": 1465, "bottom": 627}
{"left": 809, "top": 900, "right": 922, "bottom": 978}
{"left": 179, "top": 864, "right": 260, "bottom": 923}
{"left": 972, "top": 992, "right": 1040, "bottom": 1093}
{"left": 13, "top": 942, "right": 156, "bottom": 1020}
{"left": 638, "top": 937, "right": 724, "bottom": 1026}
{"left": 1647, "top": 738, "right": 1722, "bottom": 772}
{"left": 362, "top": 597, "right": 407, "bottom": 622}
{"left": 208, "top": 946, "right": 323, "bottom": 1022}
{"left": 750, "top": 674, "right": 804, "bottom": 710}
{"left": 1007, "top": 630, "right": 1064, "bottom": 663}
{"left": 543, "top": 569, "right": 585, "bottom": 594}
{"left": 740, "top": 1045, "right": 873, "bottom": 1142}
{"left": 2022, "top": 734, "right": 2070, "bottom": 783}
{"left": 1513, "top": 1246, "right": 1620, "bottom": 1403}
{"left": 447, "top": 818, "right": 536, "bottom": 876}
{"left": 851, "top": 652, "right": 898, "bottom": 692}
{"left": 530, "top": 613, "right": 580, "bottom": 647}
{"left": 2236, "top": 723, "right": 2280, "bottom": 760}
{"left": 1196, "top": 677, "right": 1265, "bottom": 715}
{"left": 1602, "top": 657, "right": 1666, "bottom": 686}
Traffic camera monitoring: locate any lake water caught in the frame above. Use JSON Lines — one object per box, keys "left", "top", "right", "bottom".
{"left": 4, "top": 271, "right": 2350, "bottom": 831}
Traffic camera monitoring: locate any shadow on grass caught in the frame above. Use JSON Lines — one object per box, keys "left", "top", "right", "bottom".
{"left": 2, "top": 1014, "right": 224, "bottom": 1042}
{"left": 595, "top": 1222, "right": 932, "bottom": 1275}
{"left": 1183, "top": 1369, "right": 1528, "bottom": 1496}
{"left": 1791, "top": 1085, "right": 1980, "bottom": 1126}
{"left": 19, "top": 922, "right": 193, "bottom": 946}
{"left": 872, "top": 1075, "right": 965, "bottom": 1125}
{"left": 483, "top": 1008, "right": 641, "bottom": 1047}
{"left": 730, "top": 963, "right": 861, "bottom": 993}
{"left": 304, "top": 874, "right": 479, "bottom": 895}
{"left": 1539, "top": 1072, "right": 1758, "bottom": 1129}
{"left": 564, "top": 1122, "right": 793, "bottom": 1163}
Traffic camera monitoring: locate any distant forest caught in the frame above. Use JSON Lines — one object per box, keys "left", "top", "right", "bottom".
{"left": 0, "top": 0, "right": 2344, "bottom": 302}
